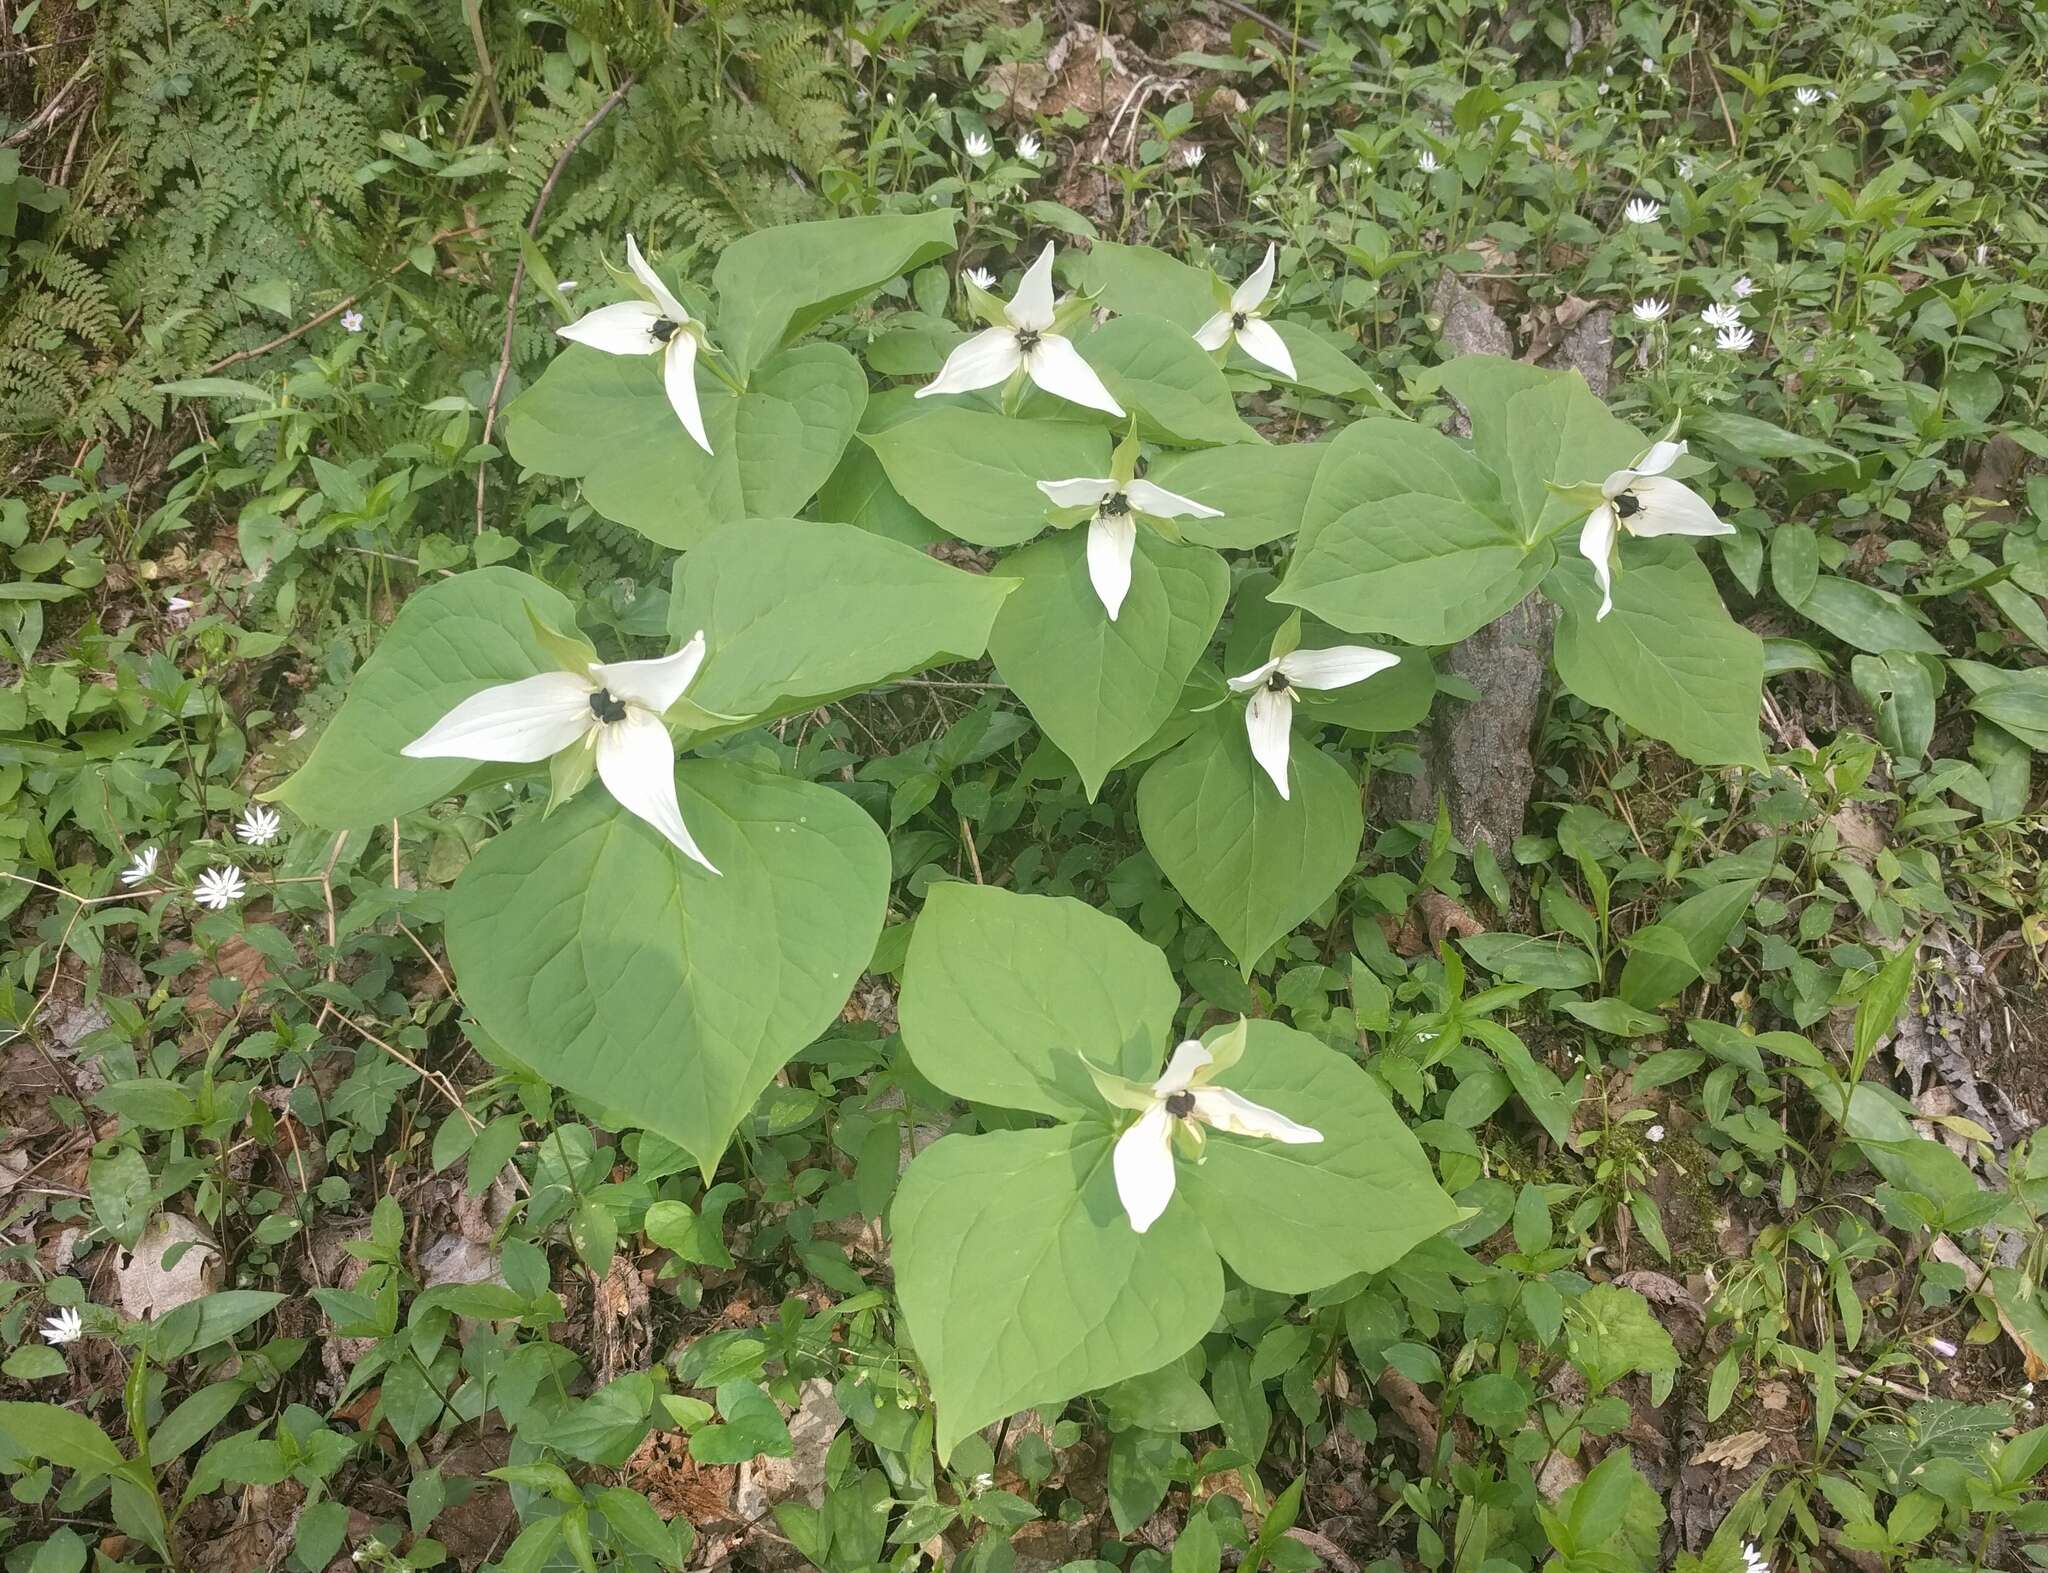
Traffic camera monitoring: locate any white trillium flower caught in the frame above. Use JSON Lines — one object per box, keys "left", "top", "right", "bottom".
{"left": 1017, "top": 133, "right": 1041, "bottom": 161}
{"left": 963, "top": 129, "right": 993, "bottom": 159}
{"left": 917, "top": 244, "right": 1124, "bottom": 417}
{"left": 1575, "top": 440, "right": 1735, "bottom": 620}
{"left": 1226, "top": 644, "right": 1400, "bottom": 799}
{"left": 1194, "top": 244, "right": 1297, "bottom": 380}
{"left": 1417, "top": 149, "right": 1442, "bottom": 173}
{"left": 1631, "top": 298, "right": 1669, "bottom": 323}
{"left": 403, "top": 631, "right": 721, "bottom": 874}
{"left": 236, "top": 805, "right": 282, "bottom": 846}
{"left": 194, "top": 866, "right": 247, "bottom": 911}
{"left": 1731, "top": 274, "right": 1757, "bottom": 298}
{"left": 1037, "top": 473, "right": 1220, "bottom": 621}
{"left": 1700, "top": 303, "right": 1743, "bottom": 331}
{"left": 1716, "top": 323, "right": 1757, "bottom": 353}
{"left": 121, "top": 846, "right": 159, "bottom": 887}
{"left": 556, "top": 235, "right": 716, "bottom": 455}
{"left": 1623, "top": 197, "right": 1662, "bottom": 225}
{"left": 1104, "top": 1033, "right": 1321, "bottom": 1234}
{"left": 41, "top": 1307, "right": 84, "bottom": 1346}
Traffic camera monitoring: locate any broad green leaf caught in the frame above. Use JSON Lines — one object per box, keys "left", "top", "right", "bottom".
{"left": 1137, "top": 712, "right": 1362, "bottom": 972}
{"left": 1953, "top": 664, "right": 2048, "bottom": 751}
{"left": 0, "top": 1402, "right": 127, "bottom": 1476}
{"left": 1547, "top": 542, "right": 1766, "bottom": 769}
{"left": 1146, "top": 443, "right": 1327, "bottom": 550}
{"left": 988, "top": 529, "right": 1228, "bottom": 798}
{"left": 1618, "top": 878, "right": 1761, "bottom": 1009}
{"left": 900, "top": 883, "right": 1178, "bottom": 1116}
{"left": 892, "top": 1123, "right": 1223, "bottom": 1460}
{"left": 1434, "top": 358, "right": 1644, "bottom": 540}
{"left": 712, "top": 210, "right": 959, "bottom": 378}
{"left": 1686, "top": 409, "right": 1849, "bottom": 468}
{"left": 269, "top": 568, "right": 574, "bottom": 829}
{"left": 1076, "top": 317, "right": 1261, "bottom": 447}
{"left": 1796, "top": 575, "right": 1943, "bottom": 655}
{"left": 815, "top": 389, "right": 945, "bottom": 546}
{"left": 1254, "top": 322, "right": 1379, "bottom": 397}
{"left": 1459, "top": 934, "right": 1599, "bottom": 990}
{"left": 1177, "top": 1021, "right": 1462, "bottom": 1289}
{"left": 1070, "top": 241, "right": 1219, "bottom": 330}
{"left": 863, "top": 409, "right": 1113, "bottom": 547}
{"left": 668, "top": 519, "right": 1014, "bottom": 726}
{"left": 1275, "top": 418, "right": 1542, "bottom": 645}
{"left": 504, "top": 343, "right": 867, "bottom": 547}
{"left": 447, "top": 761, "right": 887, "bottom": 1175}
{"left": 1565, "top": 1284, "right": 1679, "bottom": 1395}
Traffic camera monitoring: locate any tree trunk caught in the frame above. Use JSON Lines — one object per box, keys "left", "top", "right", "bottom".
{"left": 1388, "top": 274, "right": 1614, "bottom": 864}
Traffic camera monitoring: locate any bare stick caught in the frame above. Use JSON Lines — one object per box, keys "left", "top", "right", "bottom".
{"left": 473, "top": 71, "right": 638, "bottom": 534}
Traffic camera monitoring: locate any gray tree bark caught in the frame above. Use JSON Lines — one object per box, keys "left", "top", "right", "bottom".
{"left": 1389, "top": 274, "right": 1614, "bottom": 866}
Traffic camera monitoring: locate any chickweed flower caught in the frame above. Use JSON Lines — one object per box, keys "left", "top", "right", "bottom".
{"left": 1700, "top": 303, "right": 1743, "bottom": 331}
{"left": 918, "top": 243, "right": 1123, "bottom": 417}
{"left": 963, "top": 129, "right": 993, "bottom": 159}
{"left": 41, "top": 1307, "right": 84, "bottom": 1346}
{"left": 1194, "top": 244, "right": 1296, "bottom": 380}
{"left": 1017, "top": 133, "right": 1041, "bottom": 161}
{"left": 1090, "top": 1023, "right": 1322, "bottom": 1234}
{"left": 1417, "top": 149, "right": 1442, "bottom": 174}
{"left": 1715, "top": 323, "right": 1757, "bottom": 353}
{"left": 964, "top": 266, "right": 995, "bottom": 291}
{"left": 1623, "top": 197, "right": 1662, "bottom": 225}
{"left": 121, "top": 846, "right": 159, "bottom": 887}
{"left": 1631, "top": 299, "right": 1670, "bottom": 323}
{"left": 1743, "top": 1544, "right": 1769, "bottom": 1573}
{"left": 557, "top": 235, "right": 718, "bottom": 455}
{"left": 1227, "top": 635, "right": 1399, "bottom": 798}
{"left": 1572, "top": 439, "right": 1735, "bottom": 620}
{"left": 1793, "top": 86, "right": 1822, "bottom": 108}
{"left": 1181, "top": 145, "right": 1205, "bottom": 169}
{"left": 236, "top": 805, "right": 282, "bottom": 846}
{"left": 194, "top": 866, "right": 248, "bottom": 911}
{"left": 403, "top": 624, "right": 722, "bottom": 873}
{"left": 1731, "top": 274, "right": 1757, "bottom": 298}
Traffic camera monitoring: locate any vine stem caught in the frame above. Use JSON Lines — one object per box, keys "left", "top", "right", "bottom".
{"left": 473, "top": 71, "right": 639, "bottom": 535}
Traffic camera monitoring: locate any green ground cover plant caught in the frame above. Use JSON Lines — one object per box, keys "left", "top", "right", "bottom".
{"left": 1, "top": 1, "right": 2046, "bottom": 1571}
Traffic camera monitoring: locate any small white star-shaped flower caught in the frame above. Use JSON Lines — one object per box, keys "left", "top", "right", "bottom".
{"left": 194, "top": 866, "right": 248, "bottom": 911}
{"left": 121, "top": 846, "right": 160, "bottom": 887}
{"left": 1631, "top": 299, "right": 1669, "bottom": 323}
{"left": 1731, "top": 274, "right": 1757, "bottom": 298}
{"left": 1623, "top": 197, "right": 1662, "bottom": 225}
{"left": 964, "top": 266, "right": 995, "bottom": 291}
{"left": 41, "top": 1307, "right": 84, "bottom": 1346}
{"left": 236, "top": 805, "right": 282, "bottom": 846}
{"left": 1700, "top": 303, "right": 1743, "bottom": 331}
{"left": 1793, "top": 86, "right": 1822, "bottom": 108}
{"left": 1742, "top": 1543, "right": 1769, "bottom": 1573}
{"left": 1017, "top": 133, "right": 1041, "bottom": 161}
{"left": 963, "top": 129, "right": 993, "bottom": 159}
{"left": 1417, "top": 149, "right": 1442, "bottom": 173}
{"left": 1716, "top": 323, "right": 1756, "bottom": 352}
{"left": 1181, "top": 145, "right": 1206, "bottom": 169}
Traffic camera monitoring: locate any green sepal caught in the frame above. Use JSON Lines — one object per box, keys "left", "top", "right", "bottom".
{"left": 963, "top": 276, "right": 1009, "bottom": 329}
{"left": 1045, "top": 505, "right": 1096, "bottom": 531}
{"left": 1048, "top": 290, "right": 1099, "bottom": 337}
{"left": 1210, "top": 273, "right": 1236, "bottom": 312}
{"left": 1110, "top": 421, "right": 1143, "bottom": 487}
{"left": 664, "top": 694, "right": 753, "bottom": 729}
{"left": 547, "top": 738, "right": 596, "bottom": 815}
{"left": 526, "top": 603, "right": 599, "bottom": 677}
{"left": 1173, "top": 1118, "right": 1207, "bottom": 1162}
{"left": 1267, "top": 612, "right": 1303, "bottom": 662}
{"left": 1543, "top": 479, "right": 1609, "bottom": 513}
{"left": 1083, "top": 1057, "right": 1157, "bottom": 1113}
{"left": 1204, "top": 1016, "right": 1250, "bottom": 1075}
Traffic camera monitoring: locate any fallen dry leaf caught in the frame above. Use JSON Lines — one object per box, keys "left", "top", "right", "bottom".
{"left": 118, "top": 1213, "right": 221, "bottom": 1319}
{"left": 1691, "top": 1430, "right": 1771, "bottom": 1470}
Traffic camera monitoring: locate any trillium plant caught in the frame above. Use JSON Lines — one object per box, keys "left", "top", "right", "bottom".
{"left": 259, "top": 215, "right": 1767, "bottom": 1454}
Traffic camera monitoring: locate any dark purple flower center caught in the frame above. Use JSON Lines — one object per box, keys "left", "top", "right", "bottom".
{"left": 1164, "top": 1090, "right": 1196, "bottom": 1118}
{"left": 588, "top": 688, "right": 628, "bottom": 724}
